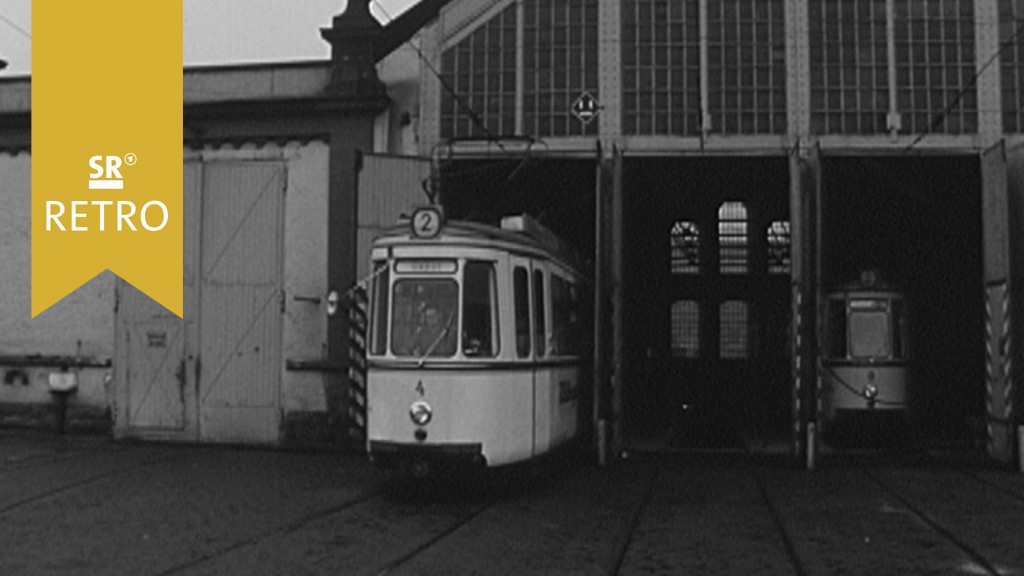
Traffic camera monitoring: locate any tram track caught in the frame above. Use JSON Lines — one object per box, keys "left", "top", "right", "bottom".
{"left": 156, "top": 487, "right": 387, "bottom": 576}
{"left": 858, "top": 466, "right": 1003, "bottom": 576}
{"left": 909, "top": 446, "right": 1024, "bottom": 504}
{"left": 153, "top": 473, "right": 506, "bottom": 576}
{"left": 0, "top": 450, "right": 194, "bottom": 516}
{"left": 752, "top": 469, "right": 810, "bottom": 576}
{"left": 0, "top": 441, "right": 130, "bottom": 472}
{"left": 885, "top": 446, "right": 1024, "bottom": 506}
{"left": 954, "top": 467, "right": 1024, "bottom": 506}
{"left": 604, "top": 463, "right": 659, "bottom": 576}
{"left": 734, "top": 434, "right": 810, "bottom": 576}
{"left": 370, "top": 499, "right": 497, "bottom": 576}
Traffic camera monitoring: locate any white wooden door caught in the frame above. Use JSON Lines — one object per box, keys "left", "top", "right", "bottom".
{"left": 198, "top": 162, "right": 285, "bottom": 444}
{"left": 117, "top": 163, "right": 200, "bottom": 436}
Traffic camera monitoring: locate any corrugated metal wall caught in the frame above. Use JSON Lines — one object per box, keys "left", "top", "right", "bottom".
{"left": 356, "top": 154, "right": 432, "bottom": 280}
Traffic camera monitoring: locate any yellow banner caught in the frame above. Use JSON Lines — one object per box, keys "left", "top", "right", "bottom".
{"left": 32, "top": 1, "right": 183, "bottom": 318}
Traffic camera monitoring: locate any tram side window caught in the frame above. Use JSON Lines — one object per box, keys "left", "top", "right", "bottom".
{"left": 463, "top": 261, "right": 499, "bottom": 357}
{"left": 534, "top": 269, "right": 547, "bottom": 357}
{"left": 390, "top": 279, "right": 459, "bottom": 358}
{"left": 369, "top": 261, "right": 389, "bottom": 356}
{"left": 826, "top": 299, "right": 847, "bottom": 359}
{"left": 550, "top": 274, "right": 578, "bottom": 356}
{"left": 514, "top": 267, "right": 531, "bottom": 358}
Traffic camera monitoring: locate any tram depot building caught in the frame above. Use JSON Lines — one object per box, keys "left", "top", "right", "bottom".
{"left": 0, "top": 0, "right": 1022, "bottom": 466}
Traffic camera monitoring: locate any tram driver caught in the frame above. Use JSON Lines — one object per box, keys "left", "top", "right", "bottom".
{"left": 410, "top": 306, "right": 456, "bottom": 357}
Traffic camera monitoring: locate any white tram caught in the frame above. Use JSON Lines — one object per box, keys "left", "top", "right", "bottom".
{"left": 365, "top": 207, "right": 588, "bottom": 475}
{"left": 821, "top": 271, "right": 910, "bottom": 435}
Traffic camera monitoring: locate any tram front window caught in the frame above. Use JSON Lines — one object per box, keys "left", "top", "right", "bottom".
{"left": 849, "top": 310, "right": 891, "bottom": 359}
{"left": 391, "top": 280, "right": 459, "bottom": 358}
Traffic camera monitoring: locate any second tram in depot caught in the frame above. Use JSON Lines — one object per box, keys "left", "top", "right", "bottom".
{"left": 820, "top": 270, "right": 911, "bottom": 439}
{"left": 365, "top": 207, "right": 589, "bottom": 476}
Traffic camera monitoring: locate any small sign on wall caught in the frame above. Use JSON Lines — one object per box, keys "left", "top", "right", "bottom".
{"left": 147, "top": 331, "right": 168, "bottom": 348}
{"left": 48, "top": 371, "right": 78, "bottom": 392}
{"left": 571, "top": 92, "right": 600, "bottom": 125}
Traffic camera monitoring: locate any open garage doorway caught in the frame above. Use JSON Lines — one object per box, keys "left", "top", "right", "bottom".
{"left": 623, "top": 157, "right": 792, "bottom": 451}
{"left": 437, "top": 158, "right": 596, "bottom": 257}
{"left": 820, "top": 155, "right": 984, "bottom": 450}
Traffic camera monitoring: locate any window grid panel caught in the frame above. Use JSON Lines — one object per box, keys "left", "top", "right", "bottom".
{"left": 767, "top": 220, "right": 791, "bottom": 275}
{"left": 718, "top": 201, "right": 748, "bottom": 275}
{"left": 707, "top": 0, "right": 788, "bottom": 134}
{"left": 523, "top": 0, "right": 600, "bottom": 137}
{"left": 894, "top": 0, "right": 978, "bottom": 135}
{"left": 720, "top": 300, "right": 749, "bottom": 359}
{"left": 1000, "top": 0, "right": 1024, "bottom": 133}
{"left": 670, "top": 220, "right": 701, "bottom": 274}
{"left": 621, "top": 0, "right": 701, "bottom": 135}
{"left": 671, "top": 301, "right": 700, "bottom": 358}
{"left": 440, "top": 4, "right": 518, "bottom": 140}
{"left": 809, "top": 0, "right": 890, "bottom": 134}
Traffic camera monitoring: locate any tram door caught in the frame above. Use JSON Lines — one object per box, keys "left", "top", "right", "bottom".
{"left": 666, "top": 200, "right": 791, "bottom": 444}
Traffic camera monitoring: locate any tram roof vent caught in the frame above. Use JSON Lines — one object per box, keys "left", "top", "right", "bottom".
{"left": 502, "top": 214, "right": 556, "bottom": 241}
{"left": 501, "top": 215, "right": 572, "bottom": 259}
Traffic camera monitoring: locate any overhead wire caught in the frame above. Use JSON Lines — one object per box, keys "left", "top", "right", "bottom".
{"left": 370, "top": 2, "right": 1024, "bottom": 225}
{"left": 6, "top": 4, "right": 1023, "bottom": 156}
{"left": 370, "top": 0, "right": 508, "bottom": 154}
{"left": 371, "top": 0, "right": 544, "bottom": 206}
{"left": 372, "top": 2, "right": 1022, "bottom": 154}
{"left": 903, "top": 18, "right": 1024, "bottom": 153}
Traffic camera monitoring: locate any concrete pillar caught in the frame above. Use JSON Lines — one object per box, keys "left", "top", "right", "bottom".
{"left": 320, "top": 0, "right": 390, "bottom": 443}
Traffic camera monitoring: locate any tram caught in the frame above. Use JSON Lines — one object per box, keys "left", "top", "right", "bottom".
{"left": 820, "top": 270, "right": 910, "bottom": 439}
{"left": 365, "top": 206, "right": 589, "bottom": 476}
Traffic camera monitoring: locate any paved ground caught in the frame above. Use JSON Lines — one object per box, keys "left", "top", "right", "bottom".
{"left": 1, "top": 430, "right": 1023, "bottom": 575}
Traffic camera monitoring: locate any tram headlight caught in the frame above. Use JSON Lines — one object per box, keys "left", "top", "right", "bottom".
{"left": 410, "top": 401, "right": 432, "bottom": 426}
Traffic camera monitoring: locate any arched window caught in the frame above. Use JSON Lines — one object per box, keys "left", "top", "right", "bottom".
{"left": 767, "top": 220, "right": 791, "bottom": 274}
{"left": 670, "top": 220, "right": 700, "bottom": 274}
{"left": 718, "top": 201, "right": 748, "bottom": 274}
